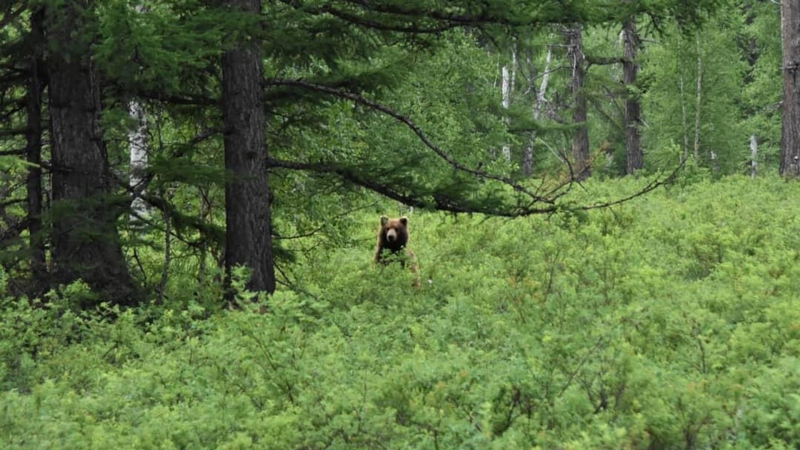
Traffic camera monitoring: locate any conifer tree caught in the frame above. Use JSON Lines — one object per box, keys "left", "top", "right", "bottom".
{"left": 0, "top": 0, "right": 724, "bottom": 303}
{"left": 781, "top": 0, "right": 800, "bottom": 176}
{"left": 45, "top": 0, "right": 138, "bottom": 301}
{"left": 221, "top": 0, "right": 276, "bottom": 295}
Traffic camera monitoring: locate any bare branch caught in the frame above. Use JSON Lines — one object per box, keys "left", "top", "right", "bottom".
{"left": 0, "top": 128, "right": 27, "bottom": 137}
{"left": 0, "top": 198, "right": 25, "bottom": 210}
{"left": 580, "top": 160, "right": 685, "bottom": 211}
{"left": 274, "top": 202, "right": 378, "bottom": 240}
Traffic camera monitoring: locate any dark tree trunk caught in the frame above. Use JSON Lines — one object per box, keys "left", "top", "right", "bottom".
{"left": 46, "top": 3, "right": 138, "bottom": 303}
{"left": 26, "top": 8, "right": 46, "bottom": 290}
{"left": 781, "top": 0, "right": 800, "bottom": 176}
{"left": 221, "top": 0, "right": 276, "bottom": 297}
{"left": 566, "top": 25, "right": 590, "bottom": 180}
{"left": 623, "top": 19, "right": 643, "bottom": 174}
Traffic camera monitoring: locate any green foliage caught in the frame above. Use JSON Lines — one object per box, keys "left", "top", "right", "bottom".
{"left": 2, "top": 176, "right": 798, "bottom": 448}
{"left": 741, "top": 0, "right": 782, "bottom": 169}
{"left": 641, "top": 5, "right": 748, "bottom": 173}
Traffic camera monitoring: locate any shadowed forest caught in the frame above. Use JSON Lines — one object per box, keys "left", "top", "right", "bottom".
{"left": 0, "top": 0, "right": 798, "bottom": 448}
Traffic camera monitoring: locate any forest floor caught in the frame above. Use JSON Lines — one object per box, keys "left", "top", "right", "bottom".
{"left": 1, "top": 175, "right": 798, "bottom": 449}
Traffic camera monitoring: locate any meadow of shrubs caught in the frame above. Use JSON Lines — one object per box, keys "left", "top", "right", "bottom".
{"left": 1, "top": 175, "right": 798, "bottom": 449}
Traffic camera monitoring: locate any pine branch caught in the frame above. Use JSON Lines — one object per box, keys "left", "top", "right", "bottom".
{"left": 131, "top": 128, "right": 221, "bottom": 198}
{"left": 0, "top": 4, "right": 25, "bottom": 31}
{"left": 134, "top": 89, "right": 216, "bottom": 106}
{"left": 334, "top": 0, "right": 580, "bottom": 27}
{"left": 0, "top": 198, "right": 25, "bottom": 210}
{"left": 0, "top": 128, "right": 28, "bottom": 137}
{"left": 319, "top": 5, "right": 459, "bottom": 33}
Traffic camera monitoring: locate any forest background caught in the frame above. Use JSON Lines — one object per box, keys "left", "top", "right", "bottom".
{"left": 0, "top": 0, "right": 798, "bottom": 448}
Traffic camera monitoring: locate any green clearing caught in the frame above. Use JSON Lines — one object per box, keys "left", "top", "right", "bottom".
{"left": 2, "top": 176, "right": 798, "bottom": 449}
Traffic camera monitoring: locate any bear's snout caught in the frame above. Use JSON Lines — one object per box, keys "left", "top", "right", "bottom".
{"left": 386, "top": 228, "right": 398, "bottom": 242}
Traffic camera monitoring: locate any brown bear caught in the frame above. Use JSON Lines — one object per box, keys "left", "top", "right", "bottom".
{"left": 374, "top": 215, "right": 420, "bottom": 287}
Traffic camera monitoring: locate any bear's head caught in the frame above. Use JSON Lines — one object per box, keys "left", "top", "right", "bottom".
{"left": 379, "top": 215, "right": 409, "bottom": 252}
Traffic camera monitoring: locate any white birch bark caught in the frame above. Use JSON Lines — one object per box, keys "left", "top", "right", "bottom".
{"left": 129, "top": 2, "right": 149, "bottom": 220}
{"left": 501, "top": 63, "right": 512, "bottom": 162}
{"left": 694, "top": 35, "right": 703, "bottom": 161}
{"left": 511, "top": 45, "right": 517, "bottom": 96}
{"left": 535, "top": 47, "right": 552, "bottom": 121}
{"left": 523, "top": 46, "right": 553, "bottom": 175}
{"left": 680, "top": 74, "right": 689, "bottom": 161}
{"left": 129, "top": 100, "right": 148, "bottom": 220}
{"left": 750, "top": 135, "right": 758, "bottom": 178}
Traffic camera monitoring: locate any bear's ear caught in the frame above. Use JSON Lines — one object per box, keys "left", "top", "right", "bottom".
{"left": 380, "top": 215, "right": 389, "bottom": 226}
{"left": 399, "top": 216, "right": 408, "bottom": 226}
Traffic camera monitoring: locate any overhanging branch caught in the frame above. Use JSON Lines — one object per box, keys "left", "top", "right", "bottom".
{"left": 267, "top": 157, "right": 558, "bottom": 217}
{"left": 264, "top": 77, "right": 561, "bottom": 205}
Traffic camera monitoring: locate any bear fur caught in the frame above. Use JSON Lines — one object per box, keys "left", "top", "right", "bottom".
{"left": 374, "top": 215, "right": 420, "bottom": 287}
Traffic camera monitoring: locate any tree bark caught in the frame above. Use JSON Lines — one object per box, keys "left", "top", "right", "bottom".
{"left": 129, "top": 3, "right": 148, "bottom": 222}
{"left": 501, "top": 63, "right": 511, "bottom": 162}
{"left": 523, "top": 46, "right": 552, "bottom": 176}
{"left": 750, "top": 134, "right": 758, "bottom": 178}
{"left": 129, "top": 100, "right": 148, "bottom": 220}
{"left": 566, "top": 25, "right": 590, "bottom": 180}
{"left": 623, "top": 19, "right": 643, "bottom": 174}
{"left": 46, "top": 2, "right": 138, "bottom": 303}
{"left": 26, "top": 7, "right": 46, "bottom": 290}
{"left": 781, "top": 0, "right": 800, "bottom": 177}
{"left": 680, "top": 74, "right": 689, "bottom": 161}
{"left": 222, "top": 0, "right": 276, "bottom": 297}
{"left": 694, "top": 35, "right": 703, "bottom": 162}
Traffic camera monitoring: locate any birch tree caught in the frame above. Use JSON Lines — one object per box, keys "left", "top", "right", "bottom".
{"left": 694, "top": 35, "right": 703, "bottom": 161}
{"left": 566, "top": 25, "right": 590, "bottom": 180}
{"left": 129, "top": 101, "right": 148, "bottom": 220}
{"left": 523, "top": 45, "right": 552, "bottom": 176}
{"left": 129, "top": 3, "right": 148, "bottom": 221}
{"left": 500, "top": 47, "right": 516, "bottom": 162}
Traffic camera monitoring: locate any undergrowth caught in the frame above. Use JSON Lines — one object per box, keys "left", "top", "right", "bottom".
{"left": 1, "top": 175, "right": 798, "bottom": 449}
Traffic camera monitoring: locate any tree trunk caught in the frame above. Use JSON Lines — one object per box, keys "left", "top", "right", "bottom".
{"left": 128, "top": 3, "right": 149, "bottom": 222}
{"left": 221, "top": 0, "right": 276, "bottom": 297}
{"left": 46, "top": 3, "right": 138, "bottom": 303}
{"left": 501, "top": 63, "right": 512, "bottom": 162}
{"left": 781, "top": 0, "right": 800, "bottom": 176}
{"left": 623, "top": 19, "right": 643, "bottom": 174}
{"left": 694, "top": 35, "right": 703, "bottom": 162}
{"left": 680, "top": 74, "right": 689, "bottom": 161}
{"left": 566, "top": 25, "right": 590, "bottom": 180}
{"left": 129, "top": 100, "right": 148, "bottom": 220}
{"left": 750, "top": 135, "right": 758, "bottom": 178}
{"left": 26, "top": 8, "right": 46, "bottom": 290}
{"left": 535, "top": 47, "right": 552, "bottom": 120}
{"left": 524, "top": 46, "right": 552, "bottom": 176}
